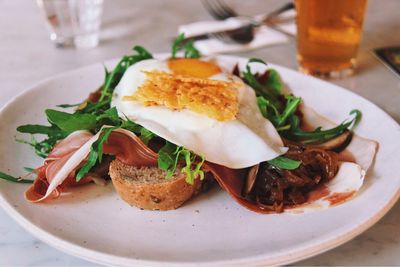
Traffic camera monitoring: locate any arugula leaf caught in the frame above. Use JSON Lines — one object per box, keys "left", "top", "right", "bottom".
{"left": 17, "top": 124, "right": 63, "bottom": 135}
{"left": 256, "top": 94, "right": 301, "bottom": 130}
{"left": 248, "top": 58, "right": 267, "bottom": 65}
{"left": 132, "top": 45, "right": 153, "bottom": 59}
{"left": 157, "top": 142, "right": 205, "bottom": 184}
{"left": 349, "top": 109, "right": 362, "bottom": 130}
{"left": 45, "top": 109, "right": 97, "bottom": 132}
{"left": 242, "top": 61, "right": 282, "bottom": 110}
{"left": 267, "top": 156, "right": 301, "bottom": 170}
{"left": 95, "top": 107, "right": 120, "bottom": 125}
{"left": 275, "top": 95, "right": 301, "bottom": 127}
{"left": 158, "top": 141, "right": 178, "bottom": 176}
{"left": 0, "top": 171, "right": 33, "bottom": 184}
{"left": 172, "top": 33, "right": 184, "bottom": 58}
{"left": 180, "top": 149, "right": 205, "bottom": 184}
{"left": 98, "top": 46, "right": 153, "bottom": 104}
{"left": 139, "top": 128, "right": 155, "bottom": 145}
{"left": 16, "top": 124, "right": 66, "bottom": 158}
{"left": 243, "top": 58, "right": 363, "bottom": 148}
{"left": 76, "top": 127, "right": 117, "bottom": 181}
{"left": 16, "top": 45, "right": 155, "bottom": 181}
{"left": 171, "top": 33, "right": 201, "bottom": 59}
{"left": 183, "top": 40, "right": 200, "bottom": 58}
{"left": 264, "top": 69, "right": 281, "bottom": 96}
{"left": 76, "top": 148, "right": 98, "bottom": 181}
{"left": 16, "top": 135, "right": 62, "bottom": 158}
{"left": 57, "top": 103, "right": 81, "bottom": 108}
{"left": 120, "top": 119, "right": 143, "bottom": 134}
{"left": 284, "top": 109, "right": 362, "bottom": 144}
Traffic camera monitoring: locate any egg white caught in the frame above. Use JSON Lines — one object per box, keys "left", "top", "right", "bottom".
{"left": 111, "top": 58, "right": 287, "bottom": 169}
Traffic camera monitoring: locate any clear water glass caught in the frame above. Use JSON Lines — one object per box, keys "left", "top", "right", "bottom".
{"left": 36, "top": 0, "right": 103, "bottom": 49}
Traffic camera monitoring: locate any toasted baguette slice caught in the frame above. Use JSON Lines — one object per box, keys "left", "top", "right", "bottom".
{"left": 109, "top": 159, "right": 204, "bottom": 210}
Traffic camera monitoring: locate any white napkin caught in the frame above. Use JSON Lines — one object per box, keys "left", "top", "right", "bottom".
{"left": 179, "top": 10, "right": 296, "bottom": 55}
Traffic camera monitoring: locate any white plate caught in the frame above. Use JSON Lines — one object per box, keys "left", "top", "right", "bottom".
{"left": 0, "top": 55, "right": 399, "bottom": 266}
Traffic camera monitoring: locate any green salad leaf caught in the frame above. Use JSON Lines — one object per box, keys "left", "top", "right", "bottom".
{"left": 15, "top": 37, "right": 206, "bottom": 184}
{"left": 56, "top": 103, "right": 81, "bottom": 108}
{"left": 267, "top": 156, "right": 301, "bottom": 170}
{"left": 241, "top": 58, "right": 363, "bottom": 170}
{"left": 17, "top": 124, "right": 63, "bottom": 135}
{"left": 16, "top": 46, "right": 154, "bottom": 157}
{"left": 157, "top": 141, "right": 179, "bottom": 177}
{"left": 16, "top": 135, "right": 64, "bottom": 158}
{"left": 171, "top": 33, "right": 200, "bottom": 59}
{"left": 285, "top": 109, "right": 362, "bottom": 144}
{"left": 0, "top": 171, "right": 33, "bottom": 184}
{"left": 158, "top": 141, "right": 205, "bottom": 184}
{"left": 45, "top": 109, "right": 97, "bottom": 133}
{"left": 76, "top": 126, "right": 117, "bottom": 181}
{"left": 139, "top": 128, "right": 155, "bottom": 145}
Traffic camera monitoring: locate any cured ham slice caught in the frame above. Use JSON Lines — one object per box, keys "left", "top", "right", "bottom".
{"left": 46, "top": 130, "right": 93, "bottom": 161}
{"left": 25, "top": 128, "right": 157, "bottom": 202}
{"left": 103, "top": 129, "right": 157, "bottom": 166}
{"left": 25, "top": 130, "right": 99, "bottom": 202}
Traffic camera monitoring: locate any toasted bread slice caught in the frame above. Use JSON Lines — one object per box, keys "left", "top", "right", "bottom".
{"left": 109, "top": 159, "right": 204, "bottom": 210}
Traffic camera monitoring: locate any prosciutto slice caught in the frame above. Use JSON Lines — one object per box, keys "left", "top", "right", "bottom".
{"left": 25, "top": 130, "right": 97, "bottom": 202}
{"left": 46, "top": 130, "right": 93, "bottom": 161}
{"left": 25, "top": 128, "right": 157, "bottom": 202}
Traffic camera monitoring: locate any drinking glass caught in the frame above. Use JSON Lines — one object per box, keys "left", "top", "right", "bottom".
{"left": 36, "top": 0, "right": 103, "bottom": 49}
{"left": 295, "top": 0, "right": 368, "bottom": 78}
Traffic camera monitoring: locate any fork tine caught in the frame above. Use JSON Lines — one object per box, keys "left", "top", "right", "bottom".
{"left": 209, "top": 0, "right": 232, "bottom": 19}
{"left": 211, "top": 0, "right": 236, "bottom": 19}
{"left": 202, "top": 0, "right": 234, "bottom": 20}
{"left": 215, "top": 0, "right": 237, "bottom": 17}
{"left": 201, "top": 0, "right": 223, "bottom": 20}
{"left": 202, "top": 0, "right": 255, "bottom": 44}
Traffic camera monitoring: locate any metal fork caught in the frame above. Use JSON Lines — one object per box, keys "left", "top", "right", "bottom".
{"left": 202, "top": 0, "right": 238, "bottom": 20}
{"left": 201, "top": 0, "right": 294, "bottom": 44}
{"left": 202, "top": 0, "right": 254, "bottom": 44}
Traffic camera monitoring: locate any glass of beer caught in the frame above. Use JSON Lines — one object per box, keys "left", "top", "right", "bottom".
{"left": 295, "top": 0, "right": 368, "bottom": 78}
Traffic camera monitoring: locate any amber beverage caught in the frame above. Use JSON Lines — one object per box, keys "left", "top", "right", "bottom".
{"left": 296, "top": 0, "right": 368, "bottom": 77}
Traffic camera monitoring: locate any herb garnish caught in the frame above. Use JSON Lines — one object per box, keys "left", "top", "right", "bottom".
{"left": 157, "top": 141, "right": 205, "bottom": 185}
{"left": 267, "top": 156, "right": 301, "bottom": 170}
{"left": 14, "top": 41, "right": 206, "bottom": 184}
{"left": 171, "top": 33, "right": 200, "bottom": 59}
{"left": 0, "top": 172, "right": 33, "bottom": 184}
{"left": 241, "top": 59, "right": 362, "bottom": 170}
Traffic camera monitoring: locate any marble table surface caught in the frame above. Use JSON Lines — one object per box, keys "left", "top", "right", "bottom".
{"left": 0, "top": 0, "right": 399, "bottom": 265}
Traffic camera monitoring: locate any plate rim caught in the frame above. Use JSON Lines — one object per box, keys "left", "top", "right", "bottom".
{"left": 0, "top": 55, "right": 399, "bottom": 266}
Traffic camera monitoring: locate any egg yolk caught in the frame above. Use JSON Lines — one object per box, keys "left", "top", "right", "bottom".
{"left": 167, "top": 58, "right": 221, "bottom": 78}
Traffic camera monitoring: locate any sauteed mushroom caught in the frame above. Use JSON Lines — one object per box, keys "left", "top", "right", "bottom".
{"left": 310, "top": 130, "right": 353, "bottom": 152}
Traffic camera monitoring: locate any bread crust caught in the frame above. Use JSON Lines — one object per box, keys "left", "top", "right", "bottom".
{"left": 109, "top": 159, "right": 203, "bottom": 210}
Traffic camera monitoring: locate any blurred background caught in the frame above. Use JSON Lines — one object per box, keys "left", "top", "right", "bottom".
{"left": 1, "top": 0, "right": 399, "bottom": 119}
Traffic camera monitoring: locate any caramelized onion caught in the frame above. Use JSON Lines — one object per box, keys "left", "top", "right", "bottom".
{"left": 245, "top": 144, "right": 339, "bottom": 212}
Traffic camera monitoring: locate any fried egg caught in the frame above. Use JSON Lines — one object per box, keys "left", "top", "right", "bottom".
{"left": 111, "top": 58, "right": 287, "bottom": 168}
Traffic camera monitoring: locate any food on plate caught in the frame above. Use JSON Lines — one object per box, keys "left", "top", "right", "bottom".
{"left": 109, "top": 159, "right": 213, "bottom": 210}
{"left": 1, "top": 34, "right": 378, "bottom": 213}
